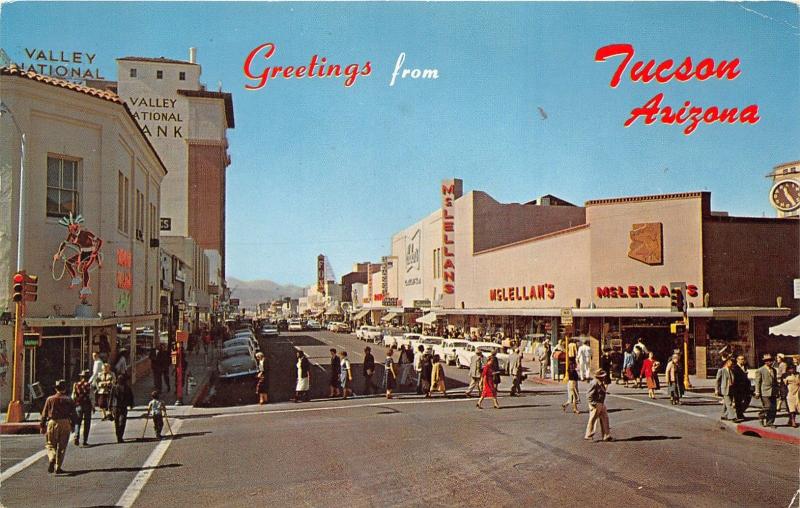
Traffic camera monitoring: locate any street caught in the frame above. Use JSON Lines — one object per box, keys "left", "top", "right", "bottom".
{"left": 1, "top": 329, "right": 798, "bottom": 507}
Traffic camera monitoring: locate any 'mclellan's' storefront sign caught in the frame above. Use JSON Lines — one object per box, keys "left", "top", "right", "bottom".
{"left": 490, "top": 284, "right": 556, "bottom": 302}
{"left": 441, "top": 180, "right": 457, "bottom": 305}
{"left": 596, "top": 283, "right": 698, "bottom": 299}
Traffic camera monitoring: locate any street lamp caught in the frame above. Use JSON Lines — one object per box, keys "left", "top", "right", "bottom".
{"left": 0, "top": 101, "right": 28, "bottom": 423}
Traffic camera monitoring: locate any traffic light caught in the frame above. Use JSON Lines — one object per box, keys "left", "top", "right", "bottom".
{"left": 670, "top": 286, "right": 685, "bottom": 313}
{"left": 11, "top": 272, "right": 38, "bottom": 303}
{"left": 670, "top": 322, "right": 687, "bottom": 334}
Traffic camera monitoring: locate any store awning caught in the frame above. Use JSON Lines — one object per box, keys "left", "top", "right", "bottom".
{"left": 24, "top": 313, "right": 162, "bottom": 328}
{"left": 438, "top": 307, "right": 790, "bottom": 319}
{"left": 381, "top": 312, "right": 399, "bottom": 322}
{"left": 770, "top": 314, "right": 800, "bottom": 337}
{"left": 416, "top": 312, "right": 438, "bottom": 325}
{"left": 351, "top": 309, "right": 370, "bottom": 321}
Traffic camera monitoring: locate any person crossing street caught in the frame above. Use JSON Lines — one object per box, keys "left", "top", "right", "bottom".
{"left": 71, "top": 370, "right": 93, "bottom": 446}
{"left": 109, "top": 374, "right": 135, "bottom": 443}
{"left": 40, "top": 380, "right": 78, "bottom": 474}
{"left": 584, "top": 369, "right": 612, "bottom": 442}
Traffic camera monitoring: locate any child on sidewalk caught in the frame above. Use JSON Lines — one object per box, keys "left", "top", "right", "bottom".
{"left": 561, "top": 362, "right": 581, "bottom": 414}
{"left": 146, "top": 390, "right": 167, "bottom": 439}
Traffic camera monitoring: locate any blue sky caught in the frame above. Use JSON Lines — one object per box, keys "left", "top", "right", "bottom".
{"left": 2, "top": 1, "right": 798, "bottom": 285}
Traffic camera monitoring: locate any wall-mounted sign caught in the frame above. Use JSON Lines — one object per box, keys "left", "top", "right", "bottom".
{"left": 382, "top": 297, "right": 399, "bottom": 307}
{"left": 413, "top": 299, "right": 431, "bottom": 308}
{"left": 560, "top": 308, "right": 573, "bottom": 326}
{"left": 230, "top": 298, "right": 240, "bottom": 307}
{"left": 16, "top": 48, "right": 105, "bottom": 81}
{"left": 489, "top": 284, "right": 555, "bottom": 302}
{"left": 596, "top": 283, "right": 698, "bottom": 299}
{"left": 160, "top": 217, "right": 172, "bottom": 231}
{"left": 441, "top": 179, "right": 458, "bottom": 305}
{"left": 381, "top": 256, "right": 394, "bottom": 297}
{"left": 628, "top": 222, "right": 663, "bottom": 265}
{"left": 127, "top": 96, "right": 184, "bottom": 138}
{"left": 367, "top": 262, "right": 373, "bottom": 303}
{"left": 317, "top": 254, "right": 325, "bottom": 294}
{"left": 52, "top": 213, "right": 104, "bottom": 302}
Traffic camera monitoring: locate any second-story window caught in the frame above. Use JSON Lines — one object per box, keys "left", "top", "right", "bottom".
{"left": 156, "top": 70, "right": 163, "bottom": 79}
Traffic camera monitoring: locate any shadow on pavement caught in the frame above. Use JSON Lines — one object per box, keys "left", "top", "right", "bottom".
{"left": 499, "top": 404, "right": 549, "bottom": 410}
{"left": 135, "top": 431, "right": 211, "bottom": 442}
{"left": 607, "top": 408, "right": 633, "bottom": 413}
{"left": 65, "top": 463, "right": 182, "bottom": 476}
{"left": 612, "top": 435, "right": 682, "bottom": 442}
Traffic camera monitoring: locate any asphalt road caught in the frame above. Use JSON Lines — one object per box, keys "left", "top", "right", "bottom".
{"left": 1, "top": 330, "right": 798, "bottom": 508}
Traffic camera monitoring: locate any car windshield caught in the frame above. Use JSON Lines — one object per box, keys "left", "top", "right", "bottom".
{"left": 222, "top": 347, "right": 250, "bottom": 359}
{"left": 422, "top": 338, "right": 443, "bottom": 345}
{"left": 478, "top": 346, "right": 498, "bottom": 353}
{"left": 449, "top": 342, "right": 468, "bottom": 348}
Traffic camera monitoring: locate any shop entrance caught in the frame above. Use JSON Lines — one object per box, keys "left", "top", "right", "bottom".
{"left": 621, "top": 319, "right": 678, "bottom": 364}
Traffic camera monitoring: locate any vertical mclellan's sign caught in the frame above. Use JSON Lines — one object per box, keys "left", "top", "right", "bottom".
{"left": 440, "top": 179, "right": 461, "bottom": 308}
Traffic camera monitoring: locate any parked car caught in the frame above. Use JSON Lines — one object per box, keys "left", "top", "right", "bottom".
{"left": 277, "top": 319, "right": 289, "bottom": 331}
{"left": 218, "top": 345, "right": 259, "bottom": 379}
{"left": 438, "top": 339, "right": 470, "bottom": 366}
{"left": 332, "top": 322, "right": 351, "bottom": 333}
{"left": 395, "top": 333, "right": 423, "bottom": 350}
{"left": 288, "top": 319, "right": 304, "bottom": 331}
{"left": 223, "top": 336, "right": 259, "bottom": 354}
{"left": 382, "top": 328, "right": 406, "bottom": 348}
{"left": 260, "top": 324, "right": 279, "bottom": 337}
{"left": 416, "top": 336, "right": 445, "bottom": 354}
{"left": 306, "top": 319, "right": 322, "bottom": 330}
{"left": 356, "top": 325, "right": 370, "bottom": 340}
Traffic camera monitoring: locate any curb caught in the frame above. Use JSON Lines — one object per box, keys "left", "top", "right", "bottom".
{"left": 190, "top": 372, "right": 214, "bottom": 406}
{"left": 0, "top": 422, "right": 40, "bottom": 435}
{"left": 735, "top": 423, "right": 800, "bottom": 445}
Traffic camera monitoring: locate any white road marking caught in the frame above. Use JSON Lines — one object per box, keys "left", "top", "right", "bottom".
{"left": 608, "top": 393, "right": 708, "bottom": 419}
{"left": 115, "top": 418, "right": 183, "bottom": 508}
{"left": 212, "top": 397, "right": 475, "bottom": 419}
{"left": 0, "top": 450, "right": 46, "bottom": 484}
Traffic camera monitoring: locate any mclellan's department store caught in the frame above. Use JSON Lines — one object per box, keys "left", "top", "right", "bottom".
{"left": 360, "top": 179, "right": 798, "bottom": 377}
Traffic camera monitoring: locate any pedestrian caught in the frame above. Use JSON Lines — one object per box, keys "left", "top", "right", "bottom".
{"left": 622, "top": 344, "right": 635, "bottom": 387}
{"left": 567, "top": 337, "right": 577, "bottom": 370}
{"left": 610, "top": 347, "right": 623, "bottom": 384}
{"left": 328, "top": 348, "right": 341, "bottom": 398}
{"left": 508, "top": 348, "right": 523, "bottom": 396}
{"left": 551, "top": 344, "right": 563, "bottom": 381}
{"left": 636, "top": 337, "right": 649, "bottom": 355}
{"left": 476, "top": 356, "right": 500, "bottom": 409}
{"left": 490, "top": 351, "right": 502, "bottom": 392}
{"left": 600, "top": 348, "right": 613, "bottom": 384}
{"left": 429, "top": 355, "right": 447, "bottom": 397}
{"left": 633, "top": 345, "right": 644, "bottom": 388}
{"left": 576, "top": 340, "right": 592, "bottom": 382}
{"left": 71, "top": 370, "right": 93, "bottom": 447}
{"left": 256, "top": 352, "right": 269, "bottom": 405}
{"left": 537, "top": 339, "right": 551, "bottom": 379}
{"left": 40, "top": 379, "right": 78, "bottom": 474}
{"left": 109, "top": 374, "right": 134, "bottom": 443}
{"left": 782, "top": 363, "right": 799, "bottom": 428}
{"left": 95, "top": 363, "right": 115, "bottom": 420}
{"left": 146, "top": 390, "right": 167, "bottom": 439}
{"left": 421, "top": 351, "right": 433, "bottom": 396}
{"left": 339, "top": 351, "right": 352, "bottom": 399}
{"left": 641, "top": 352, "right": 660, "bottom": 399}
{"left": 664, "top": 353, "right": 683, "bottom": 405}
{"left": 384, "top": 349, "right": 397, "bottom": 399}
{"left": 156, "top": 344, "right": 172, "bottom": 392}
{"left": 775, "top": 353, "right": 789, "bottom": 412}
{"left": 149, "top": 347, "right": 161, "bottom": 391}
{"left": 114, "top": 348, "right": 130, "bottom": 378}
{"left": 754, "top": 353, "right": 779, "bottom": 428}
{"left": 561, "top": 361, "right": 580, "bottom": 414}
{"left": 203, "top": 330, "right": 213, "bottom": 364}
{"left": 715, "top": 356, "right": 736, "bottom": 421}
{"left": 88, "top": 351, "right": 104, "bottom": 386}
{"left": 398, "top": 345, "right": 411, "bottom": 386}
{"left": 731, "top": 355, "right": 750, "bottom": 422}
{"left": 414, "top": 345, "right": 425, "bottom": 395}
{"left": 584, "top": 369, "right": 612, "bottom": 441}
{"left": 295, "top": 350, "right": 311, "bottom": 402}
{"left": 363, "top": 346, "right": 377, "bottom": 395}
{"left": 465, "top": 350, "right": 484, "bottom": 397}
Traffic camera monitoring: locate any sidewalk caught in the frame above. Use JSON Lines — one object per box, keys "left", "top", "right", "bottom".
{"left": 520, "top": 353, "right": 800, "bottom": 445}
{"left": 1, "top": 347, "right": 216, "bottom": 434}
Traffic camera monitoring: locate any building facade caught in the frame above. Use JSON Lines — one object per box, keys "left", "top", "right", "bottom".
{"left": 0, "top": 67, "right": 166, "bottom": 404}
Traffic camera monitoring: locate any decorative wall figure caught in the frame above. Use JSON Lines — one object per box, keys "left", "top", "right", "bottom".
{"left": 52, "top": 213, "right": 104, "bottom": 301}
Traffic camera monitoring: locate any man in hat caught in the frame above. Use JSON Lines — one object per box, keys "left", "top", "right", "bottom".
{"left": 754, "top": 353, "right": 779, "bottom": 427}
{"left": 40, "top": 380, "right": 78, "bottom": 474}
{"left": 536, "top": 339, "right": 551, "bottom": 379}
{"left": 584, "top": 369, "right": 612, "bottom": 442}
{"left": 109, "top": 374, "right": 135, "bottom": 442}
{"left": 71, "top": 370, "right": 93, "bottom": 446}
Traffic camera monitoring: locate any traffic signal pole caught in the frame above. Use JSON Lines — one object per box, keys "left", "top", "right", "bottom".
{"left": 6, "top": 300, "right": 25, "bottom": 423}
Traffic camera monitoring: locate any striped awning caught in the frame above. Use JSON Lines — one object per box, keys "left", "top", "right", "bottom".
{"left": 381, "top": 312, "right": 399, "bottom": 322}
{"left": 416, "top": 312, "right": 438, "bottom": 325}
{"left": 351, "top": 309, "right": 370, "bottom": 321}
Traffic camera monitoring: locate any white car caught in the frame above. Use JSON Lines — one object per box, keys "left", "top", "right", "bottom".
{"left": 288, "top": 319, "right": 304, "bottom": 331}
{"left": 396, "top": 333, "right": 423, "bottom": 351}
{"left": 356, "top": 325, "right": 369, "bottom": 340}
{"left": 382, "top": 328, "right": 405, "bottom": 348}
{"left": 218, "top": 345, "right": 258, "bottom": 379}
{"left": 306, "top": 319, "right": 322, "bottom": 330}
{"left": 362, "top": 326, "right": 383, "bottom": 343}
{"left": 457, "top": 342, "right": 510, "bottom": 373}
{"left": 416, "top": 336, "right": 444, "bottom": 355}
{"left": 260, "top": 324, "right": 279, "bottom": 337}
{"left": 223, "top": 336, "right": 259, "bottom": 354}
{"left": 438, "top": 339, "right": 470, "bottom": 366}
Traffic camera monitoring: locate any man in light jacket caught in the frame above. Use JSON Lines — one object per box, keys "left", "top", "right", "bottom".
{"left": 715, "top": 356, "right": 736, "bottom": 420}
{"left": 508, "top": 348, "right": 523, "bottom": 396}
{"left": 465, "top": 350, "right": 484, "bottom": 397}
{"left": 576, "top": 340, "right": 592, "bottom": 381}
{"left": 584, "top": 369, "right": 612, "bottom": 442}
{"left": 754, "top": 353, "right": 779, "bottom": 427}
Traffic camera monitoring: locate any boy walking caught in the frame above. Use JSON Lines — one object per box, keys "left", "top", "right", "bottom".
{"left": 146, "top": 391, "right": 167, "bottom": 439}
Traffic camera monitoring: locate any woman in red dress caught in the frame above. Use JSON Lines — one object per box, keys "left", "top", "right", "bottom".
{"left": 477, "top": 357, "right": 500, "bottom": 409}
{"left": 641, "top": 351, "right": 659, "bottom": 399}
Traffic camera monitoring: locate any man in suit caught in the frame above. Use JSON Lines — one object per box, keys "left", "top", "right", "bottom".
{"left": 754, "top": 353, "right": 779, "bottom": 427}
{"left": 715, "top": 356, "right": 736, "bottom": 420}
{"left": 465, "top": 350, "right": 484, "bottom": 397}
{"left": 508, "top": 348, "right": 523, "bottom": 396}
{"left": 731, "top": 355, "right": 750, "bottom": 422}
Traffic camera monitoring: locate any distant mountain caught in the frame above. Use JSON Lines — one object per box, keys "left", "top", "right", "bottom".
{"left": 226, "top": 277, "right": 305, "bottom": 308}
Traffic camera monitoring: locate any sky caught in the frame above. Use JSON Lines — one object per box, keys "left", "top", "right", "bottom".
{"left": 1, "top": 1, "right": 798, "bottom": 286}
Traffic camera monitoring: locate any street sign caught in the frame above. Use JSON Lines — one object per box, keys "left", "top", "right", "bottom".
{"left": 176, "top": 330, "right": 188, "bottom": 344}
{"left": 23, "top": 333, "right": 41, "bottom": 347}
{"left": 560, "top": 308, "right": 573, "bottom": 325}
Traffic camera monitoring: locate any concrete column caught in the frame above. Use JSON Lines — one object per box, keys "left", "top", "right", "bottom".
{"left": 694, "top": 317, "right": 708, "bottom": 378}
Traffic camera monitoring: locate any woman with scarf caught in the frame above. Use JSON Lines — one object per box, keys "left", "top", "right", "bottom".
{"left": 476, "top": 356, "right": 500, "bottom": 409}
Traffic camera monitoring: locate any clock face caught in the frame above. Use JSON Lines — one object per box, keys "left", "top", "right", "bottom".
{"left": 770, "top": 179, "right": 800, "bottom": 212}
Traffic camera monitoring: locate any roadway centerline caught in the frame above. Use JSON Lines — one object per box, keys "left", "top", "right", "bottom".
{"left": 116, "top": 418, "right": 184, "bottom": 508}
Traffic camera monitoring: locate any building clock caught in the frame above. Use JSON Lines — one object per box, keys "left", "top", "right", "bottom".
{"left": 770, "top": 179, "right": 800, "bottom": 212}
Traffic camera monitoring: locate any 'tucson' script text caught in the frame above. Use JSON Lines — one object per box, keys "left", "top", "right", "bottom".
{"left": 595, "top": 43, "right": 759, "bottom": 135}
